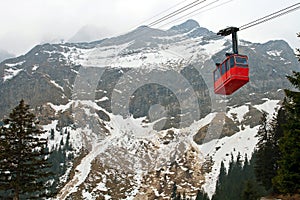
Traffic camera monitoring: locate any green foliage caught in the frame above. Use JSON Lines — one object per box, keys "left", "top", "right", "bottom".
{"left": 273, "top": 71, "right": 300, "bottom": 194}
{"left": 195, "top": 190, "right": 209, "bottom": 200}
{"left": 255, "top": 110, "right": 284, "bottom": 192}
{"left": 242, "top": 180, "right": 260, "bottom": 200}
{"left": 45, "top": 128, "right": 74, "bottom": 195}
{"left": 272, "top": 36, "right": 300, "bottom": 194}
{"left": 0, "top": 100, "right": 53, "bottom": 199}
{"left": 212, "top": 153, "right": 266, "bottom": 200}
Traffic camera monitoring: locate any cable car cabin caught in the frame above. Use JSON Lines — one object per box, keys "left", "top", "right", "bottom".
{"left": 214, "top": 54, "right": 249, "bottom": 95}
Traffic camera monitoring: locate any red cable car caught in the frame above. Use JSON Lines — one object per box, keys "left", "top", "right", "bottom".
{"left": 213, "top": 27, "right": 249, "bottom": 95}
{"left": 214, "top": 54, "right": 249, "bottom": 95}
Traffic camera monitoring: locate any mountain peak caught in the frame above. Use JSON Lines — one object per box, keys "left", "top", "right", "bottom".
{"left": 170, "top": 19, "right": 200, "bottom": 32}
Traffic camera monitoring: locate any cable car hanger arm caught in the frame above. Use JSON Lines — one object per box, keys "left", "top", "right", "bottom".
{"left": 217, "top": 27, "right": 239, "bottom": 54}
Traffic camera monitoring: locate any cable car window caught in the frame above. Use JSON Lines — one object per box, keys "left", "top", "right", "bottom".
{"left": 235, "top": 57, "right": 248, "bottom": 66}
{"left": 221, "top": 63, "right": 226, "bottom": 74}
{"left": 230, "top": 57, "right": 235, "bottom": 68}
{"left": 214, "top": 68, "right": 221, "bottom": 81}
{"left": 227, "top": 59, "right": 231, "bottom": 71}
{"left": 214, "top": 71, "right": 217, "bottom": 82}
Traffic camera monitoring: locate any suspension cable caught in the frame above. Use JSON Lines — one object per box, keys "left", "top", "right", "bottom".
{"left": 239, "top": 3, "right": 300, "bottom": 31}
{"left": 136, "top": 0, "right": 190, "bottom": 26}
{"left": 148, "top": 0, "right": 207, "bottom": 27}
{"left": 157, "top": 0, "right": 221, "bottom": 29}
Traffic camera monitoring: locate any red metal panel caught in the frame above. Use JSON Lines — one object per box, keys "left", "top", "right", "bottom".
{"left": 214, "top": 67, "right": 249, "bottom": 95}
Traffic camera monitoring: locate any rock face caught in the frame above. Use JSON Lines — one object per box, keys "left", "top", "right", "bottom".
{"left": 0, "top": 19, "right": 298, "bottom": 199}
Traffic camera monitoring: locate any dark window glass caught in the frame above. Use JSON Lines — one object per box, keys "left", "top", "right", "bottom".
{"left": 230, "top": 57, "right": 235, "bottom": 68}
{"left": 235, "top": 57, "right": 248, "bottom": 65}
{"left": 221, "top": 63, "right": 226, "bottom": 74}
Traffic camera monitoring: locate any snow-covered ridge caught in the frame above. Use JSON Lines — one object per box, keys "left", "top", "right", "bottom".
{"left": 64, "top": 37, "right": 229, "bottom": 71}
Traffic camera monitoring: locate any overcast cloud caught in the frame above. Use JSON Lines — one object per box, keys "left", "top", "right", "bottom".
{"left": 0, "top": 0, "right": 299, "bottom": 55}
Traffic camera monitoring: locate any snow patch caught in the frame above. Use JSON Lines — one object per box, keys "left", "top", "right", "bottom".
{"left": 48, "top": 101, "right": 73, "bottom": 113}
{"left": 32, "top": 64, "right": 39, "bottom": 71}
{"left": 201, "top": 39, "right": 227, "bottom": 56}
{"left": 3, "top": 68, "right": 23, "bottom": 81}
{"left": 253, "top": 98, "right": 280, "bottom": 119}
{"left": 5, "top": 60, "right": 25, "bottom": 67}
{"left": 227, "top": 105, "right": 249, "bottom": 123}
{"left": 50, "top": 80, "right": 64, "bottom": 91}
{"left": 60, "top": 46, "right": 94, "bottom": 66}
{"left": 266, "top": 50, "right": 282, "bottom": 57}
{"left": 95, "top": 96, "right": 109, "bottom": 102}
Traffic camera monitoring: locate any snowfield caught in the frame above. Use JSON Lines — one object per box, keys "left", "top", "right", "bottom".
{"left": 41, "top": 97, "right": 281, "bottom": 199}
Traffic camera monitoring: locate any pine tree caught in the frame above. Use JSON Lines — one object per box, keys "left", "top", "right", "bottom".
{"left": 242, "top": 180, "right": 260, "bottom": 200}
{"left": 212, "top": 161, "right": 229, "bottom": 200}
{"left": 273, "top": 71, "right": 300, "bottom": 194}
{"left": 0, "top": 100, "right": 53, "bottom": 199}
{"left": 255, "top": 111, "right": 277, "bottom": 191}
{"left": 212, "top": 153, "right": 266, "bottom": 200}
{"left": 195, "top": 190, "right": 209, "bottom": 200}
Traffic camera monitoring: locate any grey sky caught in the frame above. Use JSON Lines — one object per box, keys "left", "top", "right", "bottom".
{"left": 0, "top": 0, "right": 299, "bottom": 55}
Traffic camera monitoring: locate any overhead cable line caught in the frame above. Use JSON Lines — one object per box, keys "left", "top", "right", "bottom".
{"left": 200, "top": 2, "right": 300, "bottom": 42}
{"left": 239, "top": 2, "right": 300, "bottom": 30}
{"left": 157, "top": 0, "right": 221, "bottom": 29}
{"left": 148, "top": 0, "right": 207, "bottom": 27}
{"left": 135, "top": 0, "right": 190, "bottom": 27}
{"left": 187, "top": 0, "right": 233, "bottom": 19}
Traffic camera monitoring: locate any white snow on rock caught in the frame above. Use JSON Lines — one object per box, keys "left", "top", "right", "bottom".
{"left": 266, "top": 50, "right": 282, "bottom": 57}
{"left": 60, "top": 46, "right": 94, "bottom": 66}
{"left": 64, "top": 33, "right": 227, "bottom": 71}
{"left": 5, "top": 60, "right": 25, "bottom": 67}
{"left": 3, "top": 68, "right": 23, "bottom": 82}
{"left": 96, "top": 96, "right": 109, "bottom": 102}
{"left": 254, "top": 98, "right": 280, "bottom": 120}
{"left": 48, "top": 101, "right": 73, "bottom": 114}
{"left": 50, "top": 80, "right": 64, "bottom": 91}
{"left": 32, "top": 64, "right": 39, "bottom": 71}
{"left": 227, "top": 105, "right": 249, "bottom": 123}
{"left": 201, "top": 39, "right": 227, "bottom": 56}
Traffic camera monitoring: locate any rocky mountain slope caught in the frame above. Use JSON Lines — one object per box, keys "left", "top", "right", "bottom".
{"left": 0, "top": 19, "right": 299, "bottom": 199}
